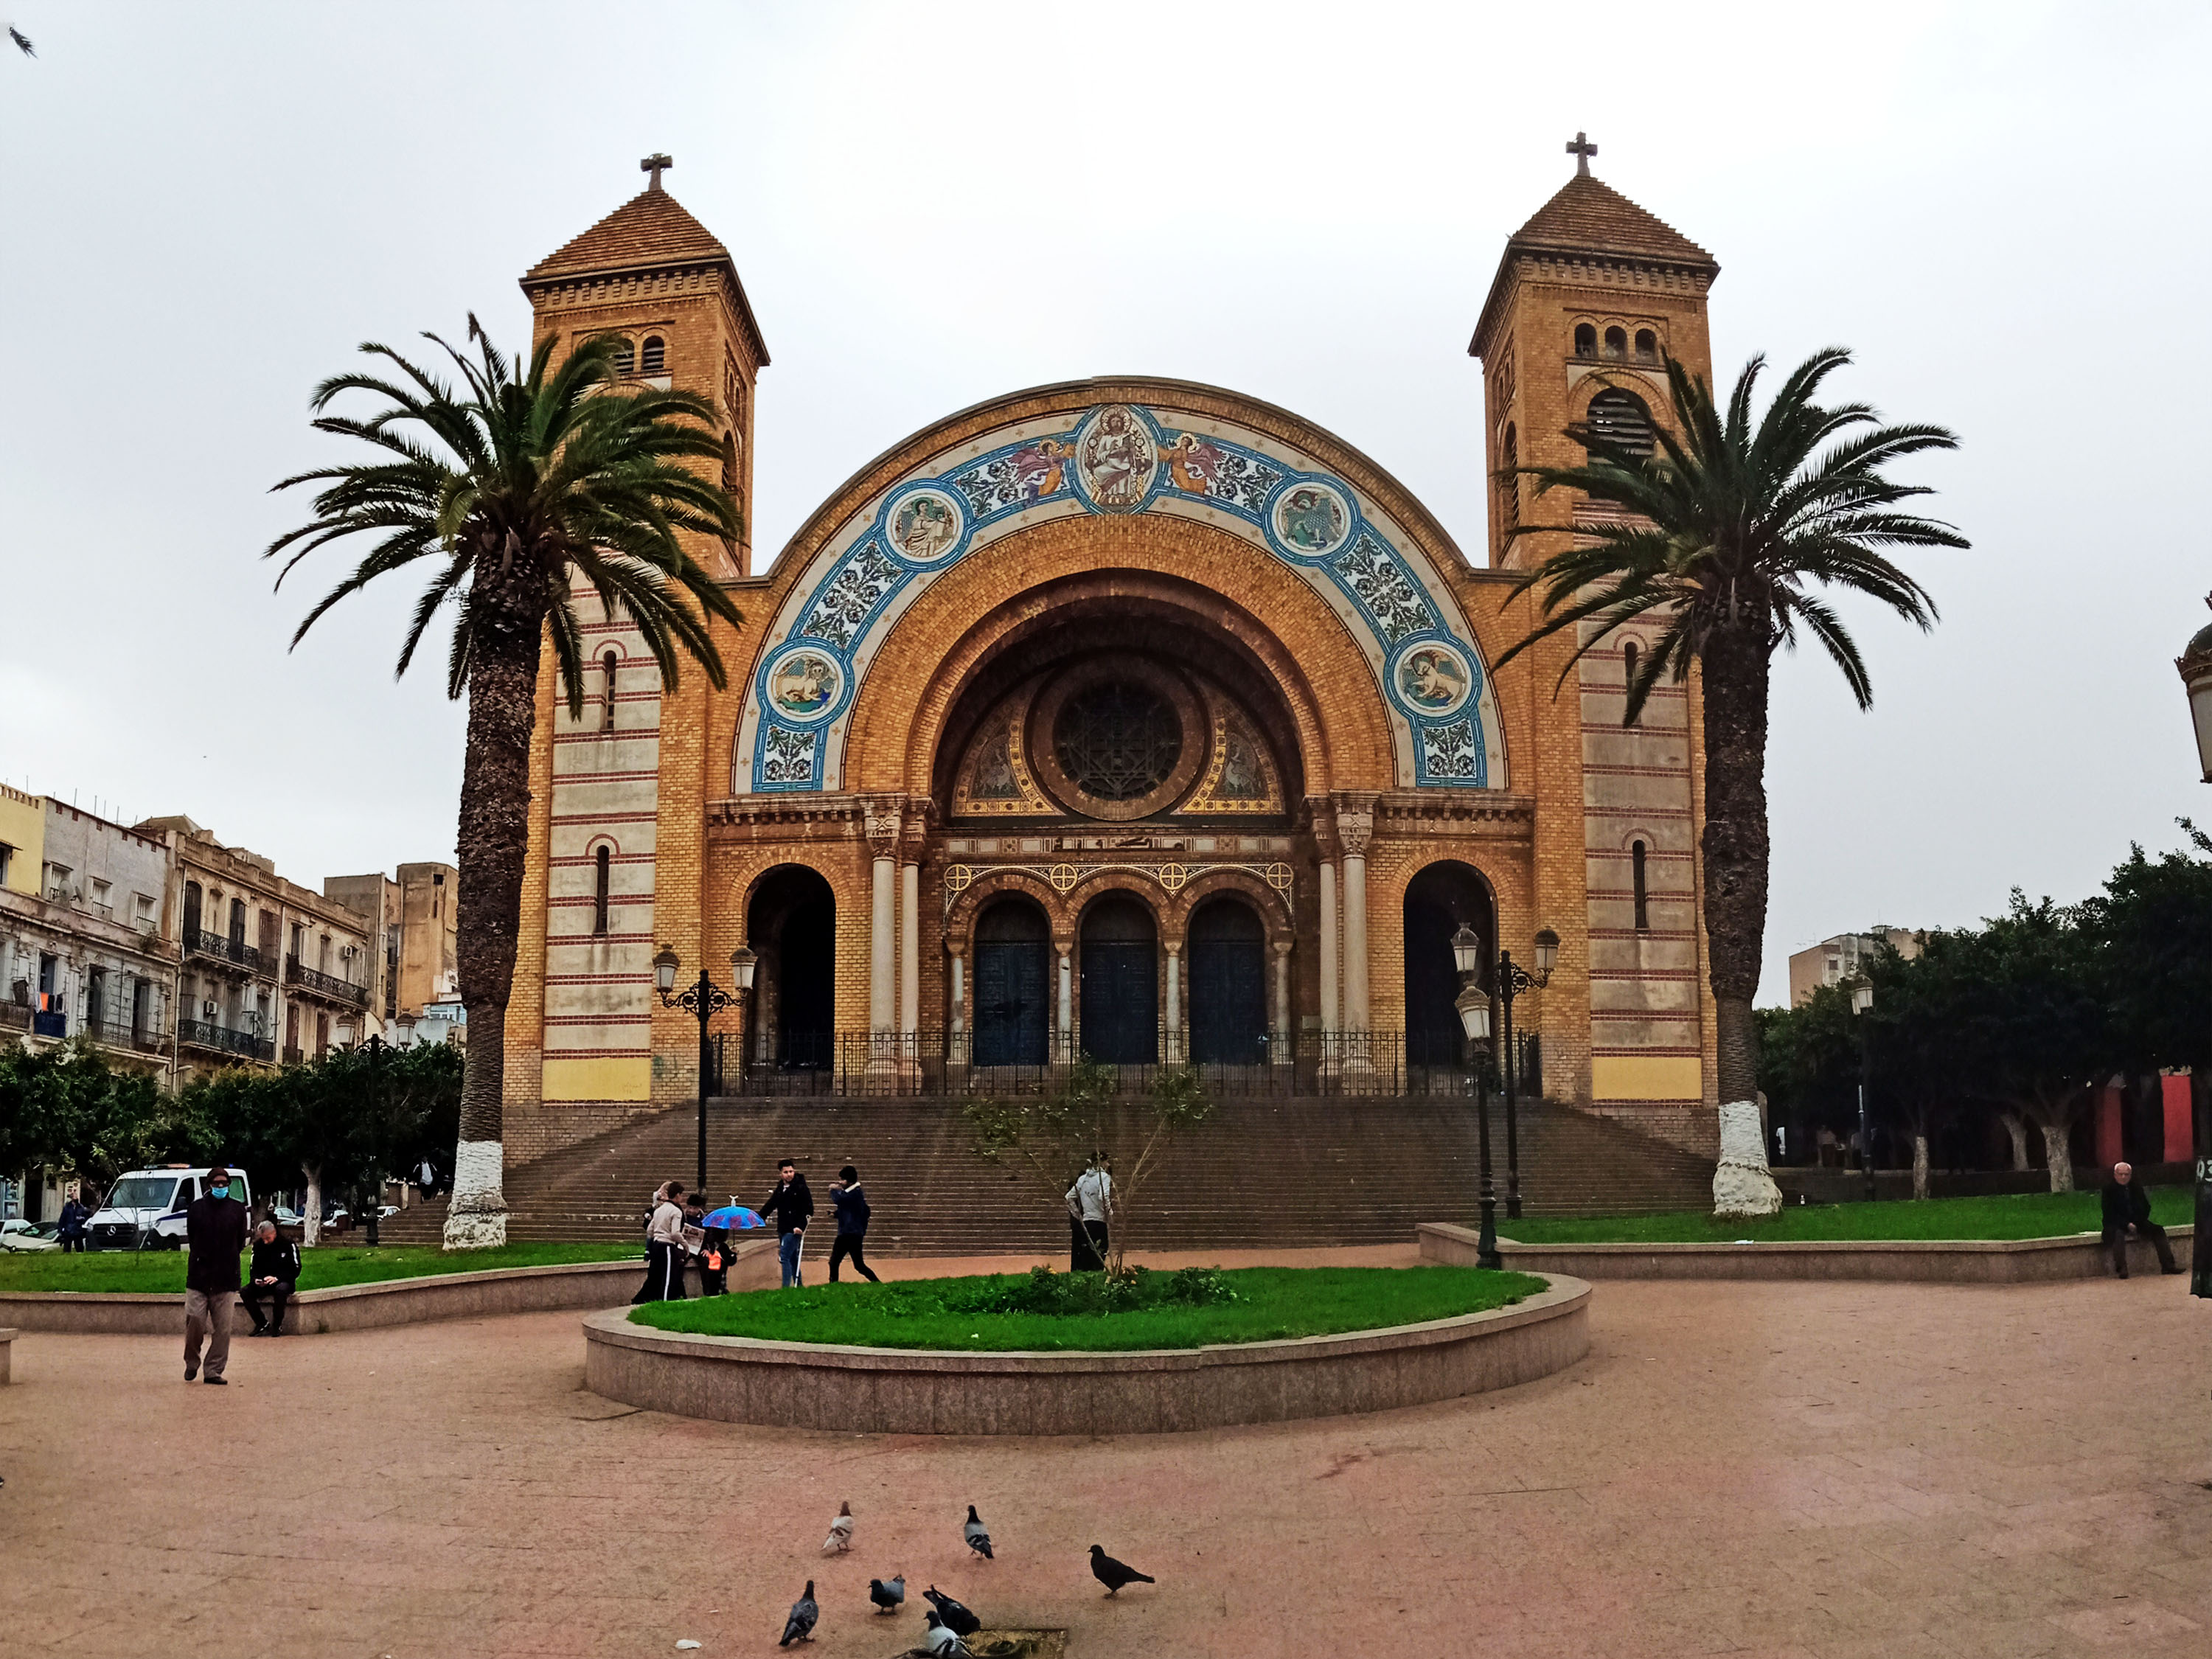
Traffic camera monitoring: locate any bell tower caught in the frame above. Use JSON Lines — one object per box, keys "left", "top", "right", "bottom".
{"left": 1468, "top": 136, "right": 1718, "bottom": 570}
{"left": 520, "top": 153, "right": 771, "bottom": 577}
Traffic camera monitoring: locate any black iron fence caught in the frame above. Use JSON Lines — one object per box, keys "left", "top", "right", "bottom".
{"left": 708, "top": 1029, "right": 1545, "bottom": 1100}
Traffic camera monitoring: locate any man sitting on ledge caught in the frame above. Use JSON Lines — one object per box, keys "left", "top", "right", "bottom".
{"left": 2101, "top": 1162, "right": 2180, "bottom": 1279}
{"left": 243, "top": 1220, "right": 302, "bottom": 1335}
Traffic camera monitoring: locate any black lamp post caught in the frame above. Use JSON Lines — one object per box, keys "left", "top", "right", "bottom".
{"left": 2173, "top": 604, "right": 2212, "bottom": 1298}
{"left": 654, "top": 944, "right": 757, "bottom": 1197}
{"left": 1494, "top": 928, "right": 1559, "bottom": 1220}
{"left": 1851, "top": 979, "right": 1878, "bottom": 1205}
{"left": 1451, "top": 925, "right": 1500, "bottom": 1270}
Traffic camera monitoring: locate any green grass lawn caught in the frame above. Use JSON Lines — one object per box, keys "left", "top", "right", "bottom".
{"left": 0, "top": 1239, "right": 642, "bottom": 1294}
{"left": 633, "top": 1265, "right": 1548, "bottom": 1352}
{"left": 1501, "top": 1187, "right": 2193, "bottom": 1245}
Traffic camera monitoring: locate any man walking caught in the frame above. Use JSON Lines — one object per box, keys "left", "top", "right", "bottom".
{"left": 759, "top": 1159, "right": 814, "bottom": 1288}
{"left": 184, "top": 1166, "right": 249, "bottom": 1384}
{"left": 827, "top": 1166, "right": 880, "bottom": 1284}
{"left": 1065, "top": 1155, "right": 1112, "bottom": 1271}
{"left": 2101, "top": 1161, "right": 2180, "bottom": 1279}
{"left": 242, "top": 1220, "right": 301, "bottom": 1336}
{"left": 56, "top": 1191, "right": 88, "bottom": 1253}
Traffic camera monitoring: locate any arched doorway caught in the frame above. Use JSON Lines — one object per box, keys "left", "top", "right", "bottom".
{"left": 746, "top": 866, "right": 835, "bottom": 1073}
{"left": 1188, "top": 897, "right": 1266, "bottom": 1065}
{"left": 1079, "top": 894, "right": 1158, "bottom": 1064}
{"left": 1403, "top": 861, "right": 1496, "bottom": 1069}
{"left": 973, "top": 898, "right": 1051, "bottom": 1067}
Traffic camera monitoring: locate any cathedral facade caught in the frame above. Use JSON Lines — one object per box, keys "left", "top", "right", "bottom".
{"left": 500, "top": 159, "right": 1726, "bottom": 1169}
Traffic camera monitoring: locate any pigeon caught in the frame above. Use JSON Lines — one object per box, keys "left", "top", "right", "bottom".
{"left": 921, "top": 1587, "right": 981, "bottom": 1638}
{"left": 922, "top": 1610, "right": 971, "bottom": 1657}
{"left": 779, "top": 1580, "right": 818, "bottom": 1646}
{"left": 1090, "top": 1544, "right": 1155, "bottom": 1596}
{"left": 823, "top": 1499, "right": 855, "bottom": 1555}
{"left": 869, "top": 1574, "right": 905, "bottom": 1615}
{"left": 962, "top": 1503, "right": 993, "bottom": 1560}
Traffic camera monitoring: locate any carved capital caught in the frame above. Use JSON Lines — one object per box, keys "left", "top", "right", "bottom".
{"left": 1331, "top": 791, "right": 1379, "bottom": 858}
{"left": 863, "top": 793, "right": 906, "bottom": 858}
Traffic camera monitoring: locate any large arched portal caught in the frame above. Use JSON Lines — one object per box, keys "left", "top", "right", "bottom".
{"left": 1079, "top": 894, "right": 1158, "bottom": 1064}
{"left": 973, "top": 898, "right": 1051, "bottom": 1068}
{"left": 1403, "top": 861, "right": 1497, "bottom": 1071}
{"left": 745, "top": 865, "right": 835, "bottom": 1074}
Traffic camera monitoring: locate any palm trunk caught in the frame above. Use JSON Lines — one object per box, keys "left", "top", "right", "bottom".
{"left": 2039, "top": 1121, "right": 2074, "bottom": 1193}
{"left": 1698, "top": 625, "right": 1772, "bottom": 1110}
{"left": 442, "top": 548, "right": 546, "bottom": 1251}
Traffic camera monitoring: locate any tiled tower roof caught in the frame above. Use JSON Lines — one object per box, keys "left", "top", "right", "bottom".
{"left": 523, "top": 186, "right": 769, "bottom": 365}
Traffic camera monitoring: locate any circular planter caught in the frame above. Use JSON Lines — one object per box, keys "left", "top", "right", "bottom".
{"left": 582, "top": 1274, "right": 1590, "bottom": 1436}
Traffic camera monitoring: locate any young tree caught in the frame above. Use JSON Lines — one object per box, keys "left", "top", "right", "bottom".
{"left": 268, "top": 324, "right": 742, "bottom": 1248}
{"left": 966, "top": 1059, "right": 1214, "bottom": 1277}
{"left": 1495, "top": 349, "right": 1963, "bottom": 1137}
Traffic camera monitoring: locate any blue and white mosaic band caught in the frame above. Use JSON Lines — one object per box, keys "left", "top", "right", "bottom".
{"left": 742, "top": 402, "right": 1502, "bottom": 793}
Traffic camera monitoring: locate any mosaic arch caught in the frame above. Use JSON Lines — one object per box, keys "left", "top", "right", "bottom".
{"left": 732, "top": 395, "right": 1506, "bottom": 795}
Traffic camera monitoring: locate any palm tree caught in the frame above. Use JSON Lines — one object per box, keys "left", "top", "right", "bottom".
{"left": 1495, "top": 347, "right": 1964, "bottom": 1120}
{"left": 268, "top": 321, "right": 741, "bottom": 1248}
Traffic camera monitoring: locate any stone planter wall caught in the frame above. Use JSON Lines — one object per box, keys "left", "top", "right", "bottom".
{"left": 582, "top": 1275, "right": 1591, "bottom": 1436}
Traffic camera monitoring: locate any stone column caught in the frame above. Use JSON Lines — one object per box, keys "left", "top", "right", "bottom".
{"left": 1164, "top": 942, "right": 1182, "bottom": 1064}
{"left": 1318, "top": 859, "right": 1340, "bottom": 1034}
{"left": 898, "top": 860, "right": 919, "bottom": 1040}
{"left": 1056, "top": 945, "right": 1074, "bottom": 1054}
{"left": 949, "top": 949, "right": 966, "bottom": 1035}
{"left": 1271, "top": 939, "right": 1293, "bottom": 1065}
{"left": 863, "top": 799, "right": 902, "bottom": 1057}
{"left": 1335, "top": 798, "right": 1374, "bottom": 1035}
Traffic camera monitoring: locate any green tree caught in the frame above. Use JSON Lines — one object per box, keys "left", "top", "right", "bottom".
{"left": 966, "top": 1058, "right": 1214, "bottom": 1277}
{"left": 268, "top": 324, "right": 742, "bottom": 1248}
{"left": 1496, "top": 349, "right": 1964, "bottom": 1110}
{"left": 2084, "top": 821, "right": 2212, "bottom": 1081}
{"left": 1, "top": 1040, "right": 174, "bottom": 1200}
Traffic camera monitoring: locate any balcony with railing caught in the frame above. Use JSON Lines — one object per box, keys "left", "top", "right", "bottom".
{"left": 0, "top": 1001, "right": 30, "bottom": 1034}
{"left": 285, "top": 956, "right": 369, "bottom": 1008}
{"left": 187, "top": 928, "right": 270, "bottom": 976}
{"left": 83, "top": 1014, "right": 169, "bottom": 1056}
{"left": 178, "top": 1018, "right": 276, "bottom": 1062}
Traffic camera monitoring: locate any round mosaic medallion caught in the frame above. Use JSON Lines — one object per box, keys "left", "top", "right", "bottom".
{"left": 1073, "top": 405, "right": 1159, "bottom": 514}
{"left": 763, "top": 645, "right": 846, "bottom": 725}
{"left": 1389, "top": 640, "right": 1475, "bottom": 719}
{"left": 1267, "top": 478, "right": 1353, "bottom": 559}
{"left": 883, "top": 485, "right": 965, "bottom": 564}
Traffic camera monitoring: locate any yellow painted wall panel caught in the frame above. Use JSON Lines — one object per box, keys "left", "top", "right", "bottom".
{"left": 1591, "top": 1054, "right": 1705, "bottom": 1102}
{"left": 541, "top": 1055, "right": 653, "bottom": 1102}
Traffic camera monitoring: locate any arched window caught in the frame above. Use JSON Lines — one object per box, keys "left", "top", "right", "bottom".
{"left": 1621, "top": 641, "right": 1641, "bottom": 726}
{"left": 1573, "top": 322, "right": 1597, "bottom": 358}
{"left": 641, "top": 335, "right": 665, "bottom": 375}
{"left": 1631, "top": 841, "right": 1650, "bottom": 932}
{"left": 601, "top": 650, "right": 619, "bottom": 731}
{"left": 593, "top": 846, "right": 611, "bottom": 936}
{"left": 1634, "top": 328, "right": 1658, "bottom": 361}
{"left": 611, "top": 337, "right": 636, "bottom": 375}
{"left": 1585, "top": 389, "right": 1657, "bottom": 458}
{"left": 1602, "top": 326, "right": 1627, "bottom": 360}
{"left": 1498, "top": 422, "right": 1518, "bottom": 533}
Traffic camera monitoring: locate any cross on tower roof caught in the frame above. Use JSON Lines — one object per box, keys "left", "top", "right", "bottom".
{"left": 641, "top": 153, "right": 673, "bottom": 192}
{"left": 1566, "top": 131, "right": 1597, "bottom": 176}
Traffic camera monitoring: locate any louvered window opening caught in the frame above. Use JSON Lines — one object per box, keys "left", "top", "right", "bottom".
{"left": 1585, "top": 389, "right": 1656, "bottom": 458}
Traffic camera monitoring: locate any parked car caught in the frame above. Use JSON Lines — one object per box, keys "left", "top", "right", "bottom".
{"left": 0, "top": 1219, "right": 60, "bottom": 1252}
{"left": 86, "top": 1167, "right": 253, "bottom": 1251}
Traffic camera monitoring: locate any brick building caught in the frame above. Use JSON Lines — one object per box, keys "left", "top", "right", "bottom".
{"left": 499, "top": 156, "right": 1725, "bottom": 1170}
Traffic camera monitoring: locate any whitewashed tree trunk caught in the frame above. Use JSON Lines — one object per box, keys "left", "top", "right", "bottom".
{"left": 2000, "top": 1112, "right": 2030, "bottom": 1172}
{"left": 1912, "top": 1133, "right": 1930, "bottom": 1201}
{"left": 2039, "top": 1121, "right": 2074, "bottom": 1192}
{"left": 302, "top": 1164, "right": 322, "bottom": 1248}
{"left": 443, "top": 1139, "right": 507, "bottom": 1250}
{"left": 1712, "top": 1099, "right": 1784, "bottom": 1217}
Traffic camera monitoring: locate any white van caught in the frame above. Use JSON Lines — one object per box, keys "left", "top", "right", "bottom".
{"left": 86, "top": 1166, "right": 253, "bottom": 1251}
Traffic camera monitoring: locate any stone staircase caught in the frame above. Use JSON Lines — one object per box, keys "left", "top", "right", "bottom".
{"left": 382, "top": 1096, "right": 1715, "bottom": 1255}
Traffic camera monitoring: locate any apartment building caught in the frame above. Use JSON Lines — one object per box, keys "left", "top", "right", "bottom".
{"left": 324, "top": 861, "right": 459, "bottom": 1025}
{"left": 1787, "top": 927, "right": 1924, "bottom": 1007}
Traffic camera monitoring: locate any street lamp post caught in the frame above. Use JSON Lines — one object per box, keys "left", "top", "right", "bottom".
{"left": 654, "top": 945, "right": 757, "bottom": 1197}
{"left": 1851, "top": 980, "right": 1877, "bottom": 1205}
{"left": 2173, "top": 604, "right": 2212, "bottom": 1298}
{"left": 1494, "top": 928, "right": 1559, "bottom": 1220}
{"left": 1451, "top": 925, "right": 1500, "bottom": 1270}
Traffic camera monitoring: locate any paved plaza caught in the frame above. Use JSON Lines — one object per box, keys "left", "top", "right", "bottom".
{"left": 4, "top": 1252, "right": 2208, "bottom": 1658}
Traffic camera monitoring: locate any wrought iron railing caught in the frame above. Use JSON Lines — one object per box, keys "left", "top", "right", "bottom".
{"left": 178, "top": 1018, "right": 275, "bottom": 1062}
{"left": 703, "top": 1029, "right": 1545, "bottom": 1100}
{"left": 286, "top": 956, "right": 369, "bottom": 1007}
{"left": 83, "top": 1014, "right": 167, "bottom": 1054}
{"left": 187, "top": 929, "right": 270, "bottom": 975}
{"left": 0, "top": 1001, "right": 29, "bottom": 1032}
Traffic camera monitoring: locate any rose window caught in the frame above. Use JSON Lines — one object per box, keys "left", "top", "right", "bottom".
{"left": 1052, "top": 681, "right": 1182, "bottom": 801}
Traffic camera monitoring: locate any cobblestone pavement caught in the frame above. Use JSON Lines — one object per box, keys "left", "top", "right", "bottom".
{"left": 3, "top": 1254, "right": 2208, "bottom": 1658}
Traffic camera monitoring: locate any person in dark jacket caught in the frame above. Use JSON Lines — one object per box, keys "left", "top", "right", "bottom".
{"left": 56, "top": 1194, "right": 88, "bottom": 1253}
{"left": 242, "top": 1220, "right": 302, "bottom": 1335}
{"left": 2101, "top": 1162, "right": 2180, "bottom": 1278}
{"left": 184, "top": 1166, "right": 250, "bottom": 1383}
{"left": 827, "top": 1165, "right": 880, "bottom": 1284}
{"left": 759, "top": 1161, "right": 814, "bottom": 1288}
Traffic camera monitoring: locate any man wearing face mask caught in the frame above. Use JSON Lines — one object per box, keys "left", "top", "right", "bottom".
{"left": 184, "top": 1166, "right": 250, "bottom": 1384}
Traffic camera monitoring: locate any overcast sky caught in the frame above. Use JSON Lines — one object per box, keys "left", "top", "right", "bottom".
{"left": 4, "top": 2, "right": 2207, "bottom": 1005}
